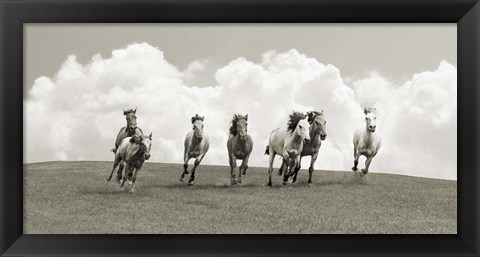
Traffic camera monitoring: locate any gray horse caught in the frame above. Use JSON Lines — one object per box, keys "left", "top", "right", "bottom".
{"left": 227, "top": 114, "right": 253, "bottom": 185}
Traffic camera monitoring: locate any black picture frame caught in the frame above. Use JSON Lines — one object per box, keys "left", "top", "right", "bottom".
{"left": 1, "top": 0, "right": 479, "bottom": 256}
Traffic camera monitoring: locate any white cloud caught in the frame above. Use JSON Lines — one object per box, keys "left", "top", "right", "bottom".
{"left": 25, "top": 43, "right": 457, "bottom": 180}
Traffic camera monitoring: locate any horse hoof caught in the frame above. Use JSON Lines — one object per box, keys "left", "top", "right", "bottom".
{"left": 187, "top": 181, "right": 194, "bottom": 186}
{"left": 361, "top": 169, "right": 368, "bottom": 175}
{"left": 352, "top": 167, "right": 358, "bottom": 172}
{"left": 184, "top": 170, "right": 190, "bottom": 175}
{"left": 282, "top": 181, "right": 287, "bottom": 185}
{"left": 237, "top": 180, "right": 242, "bottom": 184}
{"left": 308, "top": 182, "right": 313, "bottom": 186}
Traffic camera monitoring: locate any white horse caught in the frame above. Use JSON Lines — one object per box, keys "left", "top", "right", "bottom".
{"left": 180, "top": 114, "right": 210, "bottom": 186}
{"left": 265, "top": 112, "right": 311, "bottom": 186}
{"left": 352, "top": 107, "right": 381, "bottom": 175}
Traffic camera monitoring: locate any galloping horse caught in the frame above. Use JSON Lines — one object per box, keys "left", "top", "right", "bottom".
{"left": 180, "top": 114, "right": 210, "bottom": 186}
{"left": 352, "top": 107, "right": 382, "bottom": 175}
{"left": 107, "top": 133, "right": 152, "bottom": 193}
{"left": 265, "top": 112, "right": 310, "bottom": 186}
{"left": 280, "top": 110, "right": 327, "bottom": 184}
{"left": 111, "top": 108, "right": 143, "bottom": 182}
{"left": 227, "top": 114, "right": 253, "bottom": 185}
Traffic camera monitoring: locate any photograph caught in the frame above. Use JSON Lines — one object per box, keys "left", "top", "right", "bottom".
{"left": 23, "top": 23, "right": 457, "bottom": 234}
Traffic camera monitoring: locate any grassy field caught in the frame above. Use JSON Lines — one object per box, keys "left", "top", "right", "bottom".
{"left": 24, "top": 161, "right": 456, "bottom": 234}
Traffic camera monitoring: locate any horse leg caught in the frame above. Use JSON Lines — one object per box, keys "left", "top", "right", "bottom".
{"left": 188, "top": 155, "right": 204, "bottom": 186}
{"left": 352, "top": 148, "right": 359, "bottom": 172}
{"left": 180, "top": 154, "right": 189, "bottom": 182}
{"left": 362, "top": 156, "right": 374, "bottom": 175}
{"left": 120, "top": 163, "right": 131, "bottom": 188}
{"left": 130, "top": 164, "right": 143, "bottom": 193}
{"left": 116, "top": 161, "right": 125, "bottom": 182}
{"left": 287, "top": 157, "right": 299, "bottom": 184}
{"left": 267, "top": 149, "right": 275, "bottom": 187}
{"left": 308, "top": 153, "right": 318, "bottom": 185}
{"left": 292, "top": 156, "right": 302, "bottom": 183}
{"left": 229, "top": 155, "right": 237, "bottom": 185}
{"left": 238, "top": 156, "right": 249, "bottom": 184}
{"left": 283, "top": 158, "right": 293, "bottom": 185}
{"left": 183, "top": 154, "right": 190, "bottom": 175}
{"left": 107, "top": 155, "right": 121, "bottom": 181}
{"left": 241, "top": 155, "right": 249, "bottom": 176}
{"left": 278, "top": 159, "right": 286, "bottom": 176}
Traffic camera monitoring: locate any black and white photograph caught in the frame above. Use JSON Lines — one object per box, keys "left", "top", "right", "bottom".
{"left": 23, "top": 24, "right": 457, "bottom": 234}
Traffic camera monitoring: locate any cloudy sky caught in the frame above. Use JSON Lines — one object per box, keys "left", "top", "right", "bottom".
{"left": 24, "top": 24, "right": 457, "bottom": 180}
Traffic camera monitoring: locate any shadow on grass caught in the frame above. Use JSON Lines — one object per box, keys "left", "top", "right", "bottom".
{"left": 149, "top": 182, "right": 262, "bottom": 190}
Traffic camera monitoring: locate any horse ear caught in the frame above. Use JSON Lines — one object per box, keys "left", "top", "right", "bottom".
{"left": 133, "top": 107, "right": 137, "bottom": 114}
{"left": 245, "top": 114, "right": 248, "bottom": 120}
{"left": 364, "top": 107, "right": 368, "bottom": 114}
{"left": 373, "top": 107, "right": 376, "bottom": 113}
{"left": 123, "top": 109, "right": 127, "bottom": 115}
{"left": 149, "top": 133, "right": 152, "bottom": 140}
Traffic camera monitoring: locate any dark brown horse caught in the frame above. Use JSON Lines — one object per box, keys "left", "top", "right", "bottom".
{"left": 111, "top": 108, "right": 143, "bottom": 182}
{"left": 227, "top": 114, "right": 253, "bottom": 185}
{"left": 107, "top": 133, "right": 152, "bottom": 193}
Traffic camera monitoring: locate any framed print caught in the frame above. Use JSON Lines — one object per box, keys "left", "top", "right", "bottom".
{"left": 1, "top": 0, "right": 479, "bottom": 256}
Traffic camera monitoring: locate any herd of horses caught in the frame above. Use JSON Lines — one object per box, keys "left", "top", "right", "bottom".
{"left": 107, "top": 107, "right": 381, "bottom": 192}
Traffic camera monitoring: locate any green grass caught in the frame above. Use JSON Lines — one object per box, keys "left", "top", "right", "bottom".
{"left": 24, "top": 161, "right": 456, "bottom": 234}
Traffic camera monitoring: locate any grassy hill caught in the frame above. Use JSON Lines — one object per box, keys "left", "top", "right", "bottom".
{"left": 24, "top": 161, "right": 456, "bottom": 234}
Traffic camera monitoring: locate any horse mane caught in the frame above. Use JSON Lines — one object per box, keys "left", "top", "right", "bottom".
{"left": 287, "top": 111, "right": 306, "bottom": 132}
{"left": 129, "top": 135, "right": 147, "bottom": 161}
{"left": 364, "top": 107, "right": 375, "bottom": 114}
{"left": 229, "top": 114, "right": 248, "bottom": 136}
{"left": 124, "top": 108, "right": 136, "bottom": 115}
{"left": 191, "top": 114, "right": 205, "bottom": 124}
{"left": 307, "top": 111, "right": 323, "bottom": 124}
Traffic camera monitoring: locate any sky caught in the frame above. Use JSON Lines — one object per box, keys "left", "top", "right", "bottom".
{"left": 24, "top": 24, "right": 457, "bottom": 180}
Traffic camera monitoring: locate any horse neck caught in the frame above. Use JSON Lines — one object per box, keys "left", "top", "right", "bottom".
{"left": 192, "top": 132, "right": 202, "bottom": 145}
{"left": 290, "top": 129, "right": 304, "bottom": 147}
{"left": 309, "top": 122, "right": 319, "bottom": 141}
{"left": 363, "top": 127, "right": 374, "bottom": 142}
{"left": 125, "top": 128, "right": 135, "bottom": 136}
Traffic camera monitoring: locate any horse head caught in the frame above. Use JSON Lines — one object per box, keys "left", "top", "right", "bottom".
{"left": 142, "top": 133, "right": 152, "bottom": 160}
{"left": 297, "top": 119, "right": 311, "bottom": 143}
{"left": 308, "top": 110, "right": 327, "bottom": 141}
{"left": 231, "top": 114, "right": 248, "bottom": 140}
{"left": 364, "top": 107, "right": 377, "bottom": 133}
{"left": 123, "top": 108, "right": 138, "bottom": 134}
{"left": 191, "top": 114, "right": 205, "bottom": 139}
{"left": 288, "top": 111, "right": 310, "bottom": 143}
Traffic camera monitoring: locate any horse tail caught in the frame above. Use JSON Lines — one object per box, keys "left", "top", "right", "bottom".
{"left": 264, "top": 145, "right": 270, "bottom": 155}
